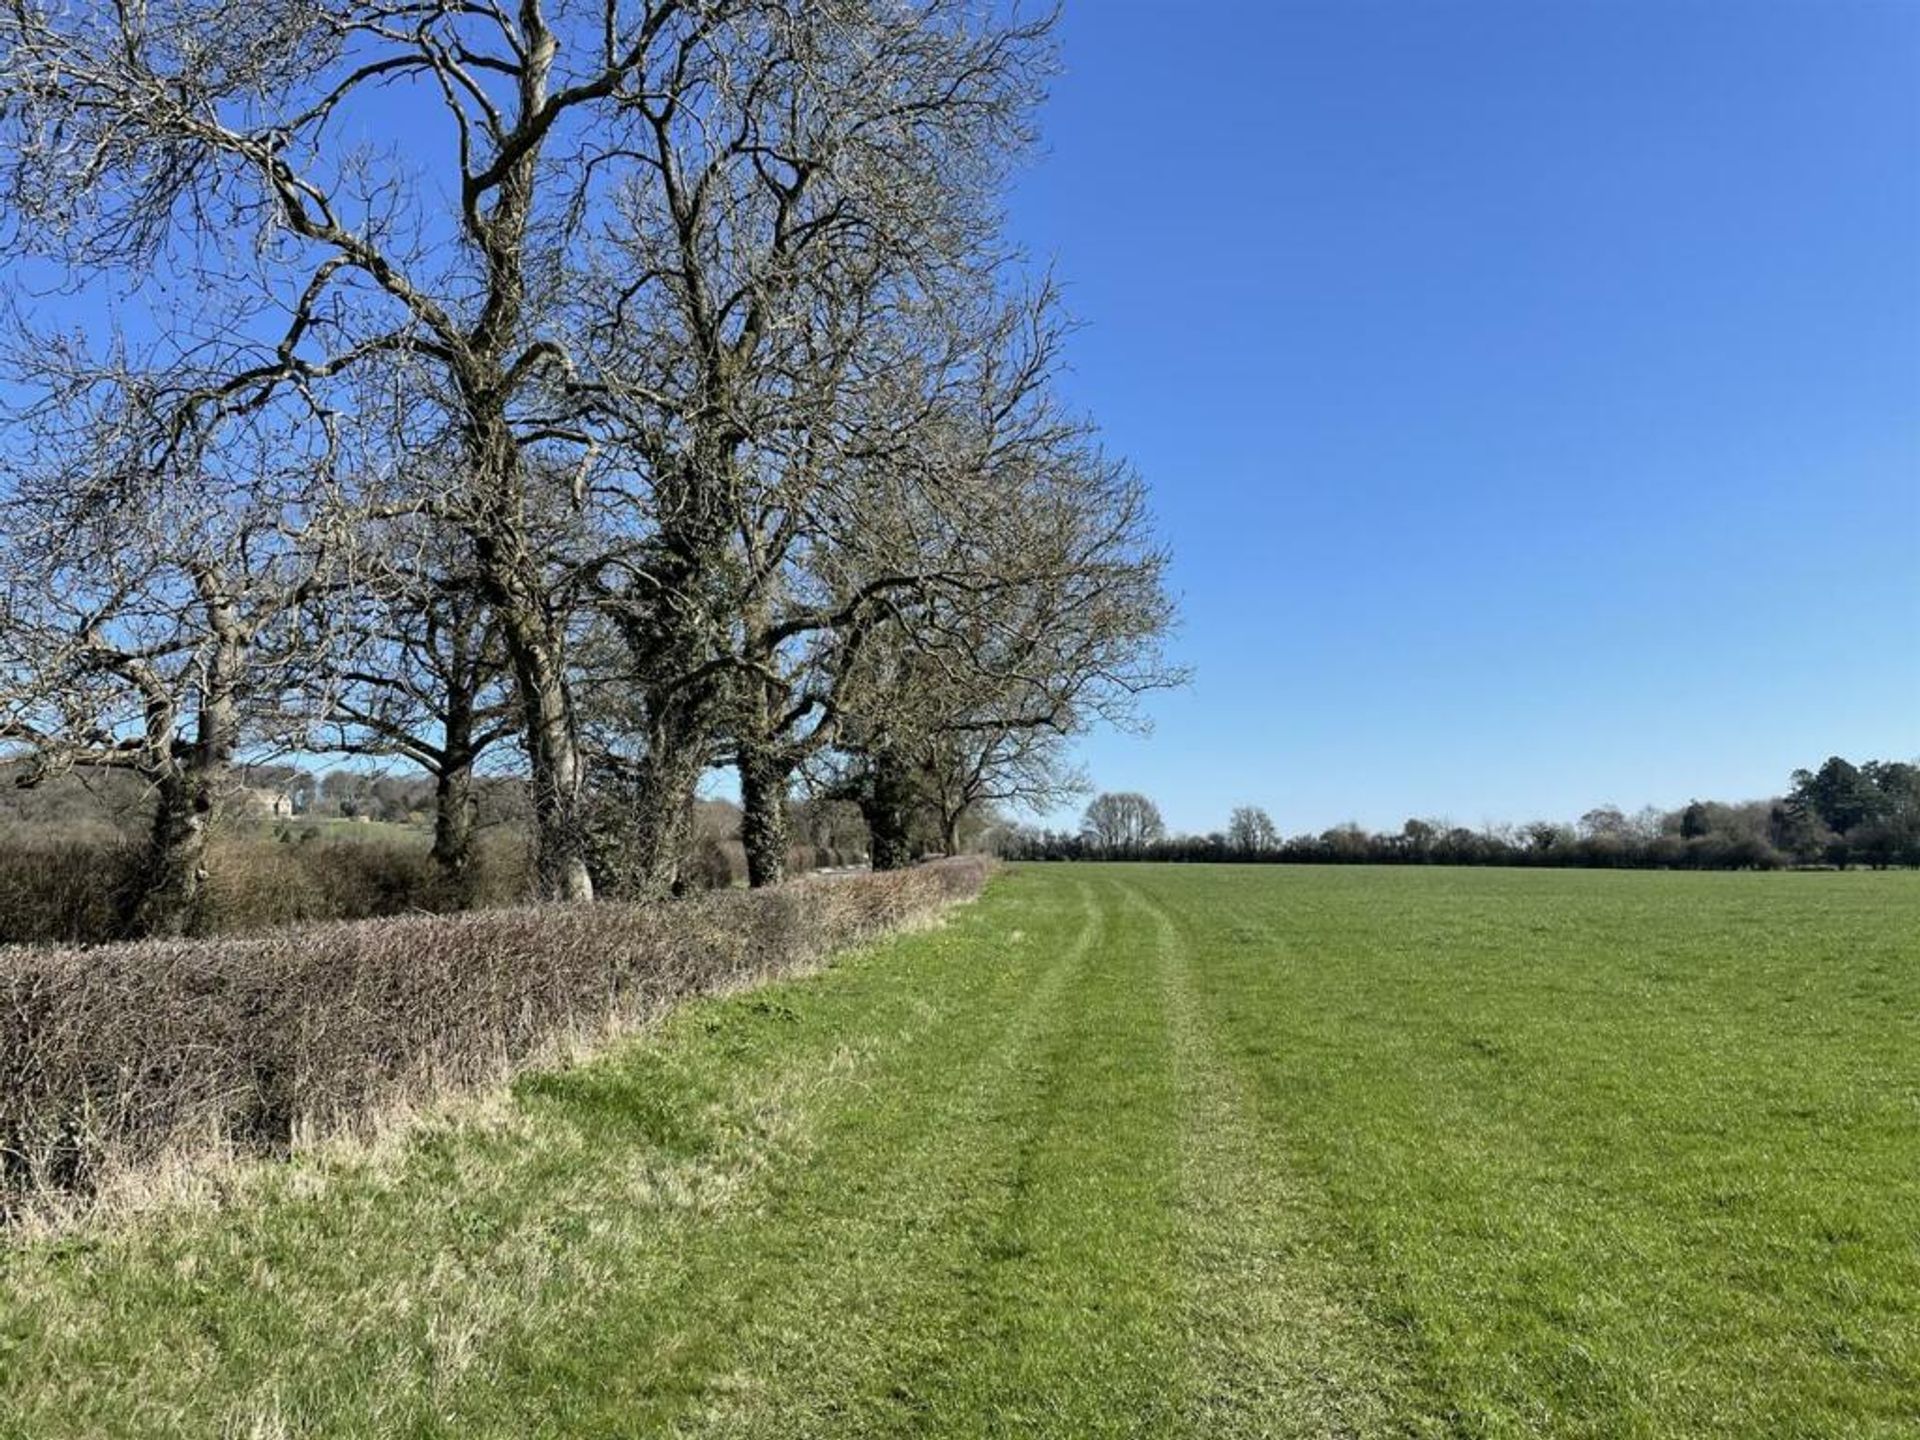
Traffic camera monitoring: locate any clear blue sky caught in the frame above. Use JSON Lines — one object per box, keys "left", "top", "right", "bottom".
{"left": 1008, "top": 0, "right": 1920, "bottom": 836}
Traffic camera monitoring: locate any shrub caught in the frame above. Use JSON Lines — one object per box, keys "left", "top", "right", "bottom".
{"left": 685, "top": 834, "right": 745, "bottom": 891}
{"left": 0, "top": 858, "right": 990, "bottom": 1218}
{"left": 0, "top": 838, "right": 144, "bottom": 946}
{"left": 0, "top": 832, "right": 541, "bottom": 946}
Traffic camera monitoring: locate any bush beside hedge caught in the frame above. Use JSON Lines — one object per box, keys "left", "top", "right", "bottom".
{"left": 0, "top": 831, "right": 867, "bottom": 947}
{"left": 0, "top": 837, "right": 137, "bottom": 947}
{"left": 0, "top": 858, "right": 991, "bottom": 1218}
{"left": 0, "top": 833, "right": 543, "bottom": 947}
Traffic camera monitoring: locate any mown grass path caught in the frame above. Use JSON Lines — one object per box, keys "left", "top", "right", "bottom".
{"left": 3, "top": 865, "right": 1916, "bottom": 1438}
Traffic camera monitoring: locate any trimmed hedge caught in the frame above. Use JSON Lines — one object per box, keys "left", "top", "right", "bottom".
{"left": 0, "top": 858, "right": 990, "bottom": 1218}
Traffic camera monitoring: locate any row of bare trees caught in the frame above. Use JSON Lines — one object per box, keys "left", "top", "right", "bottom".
{"left": 0, "top": 1, "right": 1177, "bottom": 936}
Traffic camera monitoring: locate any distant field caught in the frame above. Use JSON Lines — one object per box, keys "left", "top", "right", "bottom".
{"left": 2, "top": 865, "right": 1916, "bottom": 1437}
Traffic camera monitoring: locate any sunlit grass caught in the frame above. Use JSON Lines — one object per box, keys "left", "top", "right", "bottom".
{"left": 2, "top": 865, "right": 1914, "bottom": 1437}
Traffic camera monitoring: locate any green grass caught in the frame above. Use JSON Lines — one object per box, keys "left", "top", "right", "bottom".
{"left": 2, "top": 865, "right": 1916, "bottom": 1437}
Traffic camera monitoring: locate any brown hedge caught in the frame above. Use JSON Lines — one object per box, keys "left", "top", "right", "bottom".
{"left": 0, "top": 858, "right": 991, "bottom": 1218}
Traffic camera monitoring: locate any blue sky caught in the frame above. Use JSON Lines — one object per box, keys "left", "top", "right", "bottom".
{"left": 1008, "top": 0, "right": 1920, "bottom": 836}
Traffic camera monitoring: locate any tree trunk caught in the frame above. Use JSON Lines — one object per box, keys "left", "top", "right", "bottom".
{"left": 615, "top": 713, "right": 709, "bottom": 900}
{"left": 738, "top": 739, "right": 790, "bottom": 888}
{"left": 126, "top": 766, "right": 216, "bottom": 938}
{"left": 513, "top": 647, "right": 593, "bottom": 901}
{"left": 429, "top": 663, "right": 482, "bottom": 899}
{"left": 466, "top": 409, "right": 594, "bottom": 903}
{"left": 861, "top": 747, "right": 917, "bottom": 872}
{"left": 605, "top": 472, "right": 733, "bottom": 899}
{"left": 941, "top": 808, "right": 965, "bottom": 857}
{"left": 485, "top": 573, "right": 591, "bottom": 902}
{"left": 125, "top": 614, "right": 241, "bottom": 938}
{"left": 430, "top": 762, "right": 478, "bottom": 896}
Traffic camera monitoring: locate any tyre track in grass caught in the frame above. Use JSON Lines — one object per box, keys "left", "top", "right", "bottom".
{"left": 659, "top": 875, "right": 1123, "bottom": 1438}
{"left": 885, "top": 869, "right": 1188, "bottom": 1439}
{"left": 428, "top": 876, "right": 1100, "bottom": 1438}
{"left": 1116, "top": 875, "right": 1431, "bottom": 1439}
{"left": 403, "top": 884, "right": 1096, "bottom": 1440}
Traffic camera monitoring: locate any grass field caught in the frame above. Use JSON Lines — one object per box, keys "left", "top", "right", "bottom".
{"left": 2, "top": 865, "right": 1916, "bottom": 1437}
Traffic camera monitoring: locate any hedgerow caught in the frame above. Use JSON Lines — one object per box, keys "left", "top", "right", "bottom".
{"left": 0, "top": 858, "right": 990, "bottom": 1219}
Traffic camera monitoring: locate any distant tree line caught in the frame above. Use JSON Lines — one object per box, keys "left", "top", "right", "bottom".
{"left": 1005, "top": 757, "right": 1920, "bottom": 871}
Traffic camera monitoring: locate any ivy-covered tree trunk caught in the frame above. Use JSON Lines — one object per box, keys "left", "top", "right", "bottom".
{"left": 488, "top": 546, "right": 594, "bottom": 903}
{"left": 738, "top": 739, "right": 791, "bottom": 888}
{"left": 127, "top": 766, "right": 218, "bottom": 938}
{"left": 428, "top": 671, "right": 482, "bottom": 897}
{"left": 860, "top": 747, "right": 917, "bottom": 872}
{"left": 606, "top": 464, "right": 736, "bottom": 900}
{"left": 600, "top": 701, "right": 710, "bottom": 902}
{"left": 124, "top": 608, "right": 242, "bottom": 938}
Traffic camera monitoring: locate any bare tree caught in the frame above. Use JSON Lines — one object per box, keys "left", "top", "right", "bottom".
{"left": 0, "top": 353, "right": 353, "bottom": 934}
{"left": 836, "top": 448, "right": 1181, "bottom": 868}
{"left": 1081, "top": 792, "right": 1165, "bottom": 855}
{"left": 311, "top": 534, "right": 518, "bottom": 892}
{"left": 720, "top": 279, "right": 1181, "bottom": 880}
{"left": 573, "top": 2, "right": 1053, "bottom": 894}
{"left": 1226, "top": 805, "right": 1278, "bottom": 854}
{"left": 916, "top": 725, "right": 1085, "bottom": 855}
